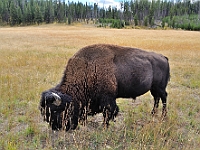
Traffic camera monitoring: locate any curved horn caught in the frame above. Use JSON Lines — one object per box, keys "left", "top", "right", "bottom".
{"left": 51, "top": 92, "right": 62, "bottom": 106}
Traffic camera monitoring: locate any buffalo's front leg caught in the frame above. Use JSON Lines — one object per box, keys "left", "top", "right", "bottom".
{"left": 103, "top": 108, "right": 110, "bottom": 128}
{"left": 102, "top": 95, "right": 119, "bottom": 128}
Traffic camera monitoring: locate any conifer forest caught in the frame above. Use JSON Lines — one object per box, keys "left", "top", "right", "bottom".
{"left": 0, "top": 0, "right": 200, "bottom": 30}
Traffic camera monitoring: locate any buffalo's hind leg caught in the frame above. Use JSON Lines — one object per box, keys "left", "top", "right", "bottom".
{"left": 152, "top": 97, "right": 160, "bottom": 115}
{"left": 150, "top": 88, "right": 160, "bottom": 116}
{"left": 151, "top": 87, "right": 168, "bottom": 119}
{"left": 160, "top": 91, "right": 168, "bottom": 119}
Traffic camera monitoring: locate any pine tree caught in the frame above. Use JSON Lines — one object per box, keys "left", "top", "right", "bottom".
{"left": 24, "top": 3, "right": 32, "bottom": 24}
{"left": 10, "top": 1, "right": 18, "bottom": 26}
{"left": 2, "top": 0, "right": 10, "bottom": 24}
{"left": 171, "top": 16, "right": 175, "bottom": 28}
{"left": 124, "top": 1, "right": 131, "bottom": 23}
{"left": 149, "top": 0, "right": 155, "bottom": 26}
{"left": 107, "top": 6, "right": 112, "bottom": 19}
{"left": 0, "top": 0, "right": 3, "bottom": 24}
{"left": 35, "top": 3, "right": 43, "bottom": 25}
{"left": 68, "top": 15, "right": 71, "bottom": 24}
{"left": 0, "top": 0, "right": 3, "bottom": 16}
{"left": 77, "top": 2, "right": 84, "bottom": 21}
{"left": 134, "top": 14, "right": 138, "bottom": 26}
{"left": 150, "top": 16, "right": 154, "bottom": 27}
{"left": 17, "top": 6, "right": 22, "bottom": 25}
{"left": 144, "top": 16, "right": 148, "bottom": 26}
{"left": 44, "top": 0, "right": 54, "bottom": 23}
{"left": 57, "top": 1, "right": 65, "bottom": 23}
{"left": 94, "top": 3, "right": 98, "bottom": 19}
{"left": 68, "top": 2, "right": 75, "bottom": 22}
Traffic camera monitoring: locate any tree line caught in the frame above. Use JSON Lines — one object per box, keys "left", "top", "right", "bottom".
{"left": 0, "top": 0, "right": 200, "bottom": 30}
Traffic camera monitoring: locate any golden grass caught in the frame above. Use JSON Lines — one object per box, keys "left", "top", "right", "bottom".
{"left": 0, "top": 24, "right": 200, "bottom": 149}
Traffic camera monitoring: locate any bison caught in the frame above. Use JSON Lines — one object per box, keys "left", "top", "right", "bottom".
{"left": 39, "top": 44, "right": 170, "bottom": 131}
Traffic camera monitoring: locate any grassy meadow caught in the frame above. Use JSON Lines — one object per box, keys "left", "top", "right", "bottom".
{"left": 0, "top": 24, "right": 200, "bottom": 149}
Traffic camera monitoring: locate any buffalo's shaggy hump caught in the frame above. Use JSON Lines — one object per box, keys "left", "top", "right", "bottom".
{"left": 39, "top": 44, "right": 170, "bottom": 131}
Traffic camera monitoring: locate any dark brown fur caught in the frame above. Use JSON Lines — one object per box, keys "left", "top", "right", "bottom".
{"left": 40, "top": 44, "right": 170, "bottom": 131}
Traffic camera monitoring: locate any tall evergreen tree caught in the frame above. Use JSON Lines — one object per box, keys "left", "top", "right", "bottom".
{"left": 94, "top": 3, "right": 98, "bottom": 19}
{"left": 144, "top": 16, "right": 148, "bottom": 26}
{"left": 2, "top": 0, "right": 10, "bottom": 24}
{"left": 56, "top": 1, "right": 65, "bottom": 22}
{"left": 0, "top": 0, "right": 3, "bottom": 23}
{"left": 134, "top": 14, "right": 138, "bottom": 26}
{"left": 34, "top": 3, "right": 43, "bottom": 25}
{"left": 149, "top": 0, "right": 155, "bottom": 26}
{"left": 0, "top": 0, "right": 3, "bottom": 16}
{"left": 124, "top": 1, "right": 131, "bottom": 22}
{"left": 44, "top": 0, "right": 54, "bottom": 23}
{"left": 10, "top": 1, "right": 18, "bottom": 26}
{"left": 24, "top": 3, "right": 32, "bottom": 24}
{"left": 17, "top": 5, "right": 22, "bottom": 25}
{"left": 107, "top": 6, "right": 112, "bottom": 19}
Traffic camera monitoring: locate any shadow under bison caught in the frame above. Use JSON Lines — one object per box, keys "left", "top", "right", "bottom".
{"left": 39, "top": 44, "right": 170, "bottom": 131}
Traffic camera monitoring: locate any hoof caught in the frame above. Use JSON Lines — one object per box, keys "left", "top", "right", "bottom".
{"left": 161, "top": 111, "right": 167, "bottom": 121}
{"left": 151, "top": 108, "right": 157, "bottom": 115}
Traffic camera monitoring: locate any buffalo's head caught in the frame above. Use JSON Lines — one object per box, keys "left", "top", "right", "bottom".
{"left": 39, "top": 91, "right": 73, "bottom": 131}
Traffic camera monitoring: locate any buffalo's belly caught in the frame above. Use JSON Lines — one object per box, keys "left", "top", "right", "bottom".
{"left": 115, "top": 59, "right": 153, "bottom": 99}
{"left": 116, "top": 79, "right": 152, "bottom": 98}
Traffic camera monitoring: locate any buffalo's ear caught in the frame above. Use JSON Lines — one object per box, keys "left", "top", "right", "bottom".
{"left": 39, "top": 91, "right": 47, "bottom": 108}
{"left": 39, "top": 91, "right": 49, "bottom": 120}
{"left": 39, "top": 91, "right": 50, "bottom": 113}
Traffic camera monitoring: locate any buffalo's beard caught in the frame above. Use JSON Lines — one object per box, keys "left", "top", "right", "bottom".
{"left": 41, "top": 103, "right": 73, "bottom": 131}
{"left": 49, "top": 109, "right": 63, "bottom": 130}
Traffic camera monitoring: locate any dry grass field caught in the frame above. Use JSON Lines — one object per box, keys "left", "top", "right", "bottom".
{"left": 0, "top": 24, "right": 200, "bottom": 149}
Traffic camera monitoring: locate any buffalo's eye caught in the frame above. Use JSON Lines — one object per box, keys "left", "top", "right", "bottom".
{"left": 48, "top": 96, "right": 55, "bottom": 103}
